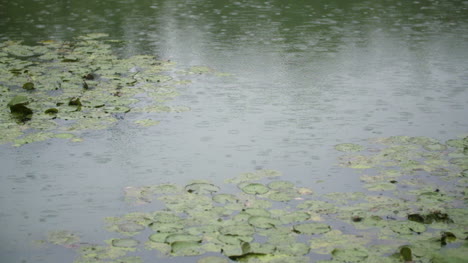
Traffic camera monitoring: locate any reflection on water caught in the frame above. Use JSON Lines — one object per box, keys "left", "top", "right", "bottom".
{"left": 1, "top": 0, "right": 467, "bottom": 262}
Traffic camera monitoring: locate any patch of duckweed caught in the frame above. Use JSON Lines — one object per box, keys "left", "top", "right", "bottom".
{"left": 0, "top": 34, "right": 224, "bottom": 147}
{"left": 47, "top": 230, "right": 80, "bottom": 247}
{"left": 42, "top": 135, "right": 467, "bottom": 262}
{"left": 334, "top": 143, "right": 364, "bottom": 152}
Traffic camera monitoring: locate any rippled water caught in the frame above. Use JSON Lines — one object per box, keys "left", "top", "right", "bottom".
{"left": 1, "top": 0, "right": 467, "bottom": 262}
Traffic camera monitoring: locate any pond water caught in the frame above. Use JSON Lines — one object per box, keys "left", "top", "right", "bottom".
{"left": 0, "top": 0, "right": 467, "bottom": 262}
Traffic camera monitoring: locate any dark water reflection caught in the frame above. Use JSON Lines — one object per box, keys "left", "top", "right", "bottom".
{"left": 1, "top": 0, "right": 467, "bottom": 262}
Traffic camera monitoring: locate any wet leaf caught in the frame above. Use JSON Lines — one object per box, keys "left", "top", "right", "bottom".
{"left": 399, "top": 246, "right": 412, "bottom": 261}
{"left": 197, "top": 256, "right": 229, "bottom": 263}
{"left": 165, "top": 233, "right": 202, "bottom": 244}
{"left": 44, "top": 108, "right": 58, "bottom": 114}
{"left": 267, "top": 181, "right": 295, "bottom": 190}
{"left": 240, "top": 183, "right": 269, "bottom": 195}
{"left": 248, "top": 216, "right": 282, "bottom": 229}
{"left": 149, "top": 233, "right": 171, "bottom": 243}
{"left": 111, "top": 238, "right": 139, "bottom": 248}
{"left": 331, "top": 247, "right": 369, "bottom": 262}
{"left": 293, "top": 223, "right": 331, "bottom": 235}
{"left": 225, "top": 169, "right": 282, "bottom": 184}
{"left": 171, "top": 241, "right": 203, "bottom": 256}
{"left": 22, "top": 82, "right": 35, "bottom": 90}
{"left": 185, "top": 182, "right": 220, "bottom": 194}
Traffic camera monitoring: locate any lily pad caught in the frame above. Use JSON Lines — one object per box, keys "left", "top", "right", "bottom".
{"left": 267, "top": 181, "right": 295, "bottom": 190}
{"left": 240, "top": 183, "right": 269, "bottom": 195}
{"left": 111, "top": 238, "right": 139, "bottom": 248}
{"left": 165, "top": 233, "right": 202, "bottom": 244}
{"left": 149, "top": 233, "right": 171, "bottom": 243}
{"left": 248, "top": 216, "right": 282, "bottom": 229}
{"left": 197, "top": 256, "right": 229, "bottom": 263}
{"left": 22, "top": 82, "right": 35, "bottom": 90}
{"left": 331, "top": 247, "right": 369, "bottom": 262}
{"left": 293, "top": 223, "right": 331, "bottom": 235}
{"left": 171, "top": 241, "right": 203, "bottom": 256}
{"left": 212, "top": 194, "right": 238, "bottom": 204}
{"left": 185, "top": 182, "right": 220, "bottom": 194}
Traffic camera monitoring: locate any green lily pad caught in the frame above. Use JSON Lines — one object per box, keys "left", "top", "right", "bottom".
{"left": 240, "top": 183, "right": 269, "bottom": 195}
{"left": 111, "top": 238, "right": 139, "bottom": 248}
{"left": 278, "top": 211, "right": 310, "bottom": 224}
{"left": 388, "top": 220, "right": 426, "bottom": 234}
{"left": 446, "top": 138, "right": 467, "bottom": 148}
{"left": 149, "top": 222, "right": 184, "bottom": 233}
{"left": 248, "top": 216, "right": 282, "bottom": 229}
{"left": 267, "top": 181, "right": 295, "bottom": 190}
{"left": 116, "top": 222, "right": 146, "bottom": 234}
{"left": 219, "top": 224, "right": 255, "bottom": 237}
{"left": 225, "top": 169, "right": 282, "bottom": 184}
{"left": 165, "top": 233, "right": 202, "bottom": 244}
{"left": 423, "top": 143, "right": 448, "bottom": 151}
{"left": 293, "top": 223, "right": 331, "bottom": 235}
{"left": 212, "top": 194, "right": 238, "bottom": 204}
{"left": 171, "top": 241, "right": 203, "bottom": 256}
{"left": 185, "top": 182, "right": 220, "bottom": 194}
{"left": 399, "top": 246, "right": 413, "bottom": 261}
{"left": 276, "top": 242, "right": 310, "bottom": 256}
{"left": 77, "top": 244, "right": 129, "bottom": 260}
{"left": 197, "top": 256, "right": 229, "bottom": 263}
{"left": 7, "top": 95, "right": 28, "bottom": 106}
{"left": 266, "top": 189, "right": 297, "bottom": 202}
{"left": 44, "top": 108, "right": 59, "bottom": 114}
{"left": 149, "top": 233, "right": 171, "bottom": 243}
{"left": 331, "top": 247, "right": 369, "bottom": 262}
{"left": 22, "top": 82, "right": 35, "bottom": 90}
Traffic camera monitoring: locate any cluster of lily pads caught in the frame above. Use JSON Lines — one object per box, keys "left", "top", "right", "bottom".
{"left": 43, "top": 135, "right": 467, "bottom": 263}
{"left": 0, "top": 33, "right": 223, "bottom": 146}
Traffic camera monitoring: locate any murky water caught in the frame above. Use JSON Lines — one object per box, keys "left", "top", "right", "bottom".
{"left": 1, "top": 0, "right": 467, "bottom": 262}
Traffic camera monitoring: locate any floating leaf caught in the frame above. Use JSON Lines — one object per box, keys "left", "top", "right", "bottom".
{"left": 400, "top": 246, "right": 412, "bottom": 261}
{"left": 149, "top": 233, "right": 171, "bottom": 243}
{"left": 111, "top": 238, "right": 139, "bottom": 248}
{"left": 293, "top": 223, "right": 331, "bottom": 235}
{"left": 276, "top": 242, "right": 310, "bottom": 256}
{"left": 240, "top": 183, "right": 269, "bottom": 195}
{"left": 267, "top": 181, "right": 295, "bottom": 190}
{"left": 212, "top": 194, "right": 238, "bottom": 204}
{"left": 185, "top": 182, "right": 220, "bottom": 194}
{"left": 171, "top": 241, "right": 203, "bottom": 256}
{"left": 22, "top": 82, "right": 35, "bottom": 90}
{"left": 197, "top": 256, "right": 229, "bottom": 263}
{"left": 248, "top": 216, "right": 282, "bottom": 229}
{"left": 331, "top": 247, "right": 369, "bottom": 262}
{"left": 44, "top": 108, "right": 58, "bottom": 114}
{"left": 226, "top": 169, "right": 282, "bottom": 184}
{"left": 165, "top": 233, "right": 202, "bottom": 244}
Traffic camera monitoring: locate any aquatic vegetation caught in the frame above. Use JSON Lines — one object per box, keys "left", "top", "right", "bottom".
{"left": 334, "top": 143, "right": 364, "bottom": 152}
{"left": 0, "top": 34, "right": 227, "bottom": 147}
{"left": 40, "top": 134, "right": 468, "bottom": 262}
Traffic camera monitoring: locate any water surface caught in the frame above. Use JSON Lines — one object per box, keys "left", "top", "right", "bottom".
{"left": 1, "top": 0, "right": 467, "bottom": 262}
